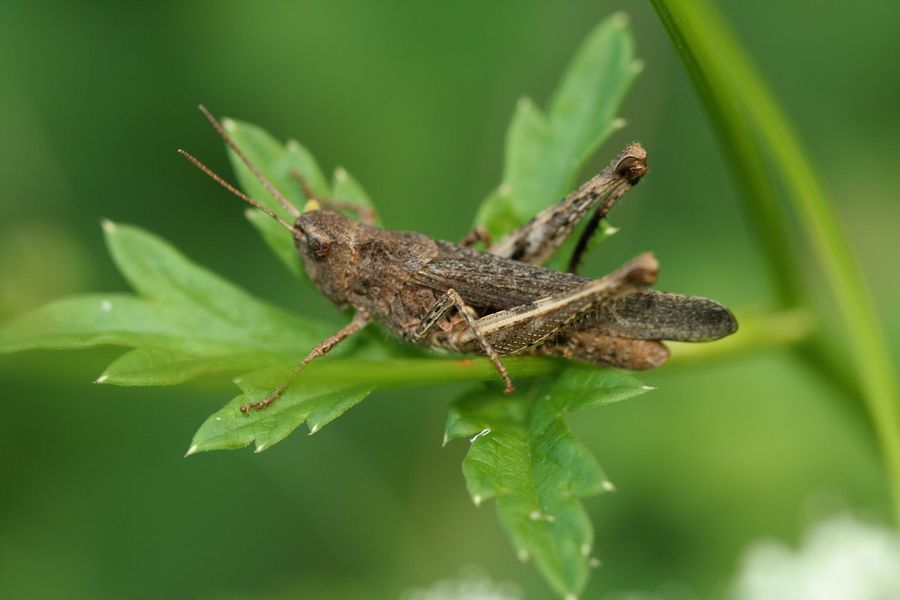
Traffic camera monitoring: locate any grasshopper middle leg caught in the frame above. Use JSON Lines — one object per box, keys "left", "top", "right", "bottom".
{"left": 413, "top": 289, "right": 515, "bottom": 393}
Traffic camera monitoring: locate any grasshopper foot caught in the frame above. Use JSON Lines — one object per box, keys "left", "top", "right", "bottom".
{"left": 240, "top": 385, "right": 287, "bottom": 414}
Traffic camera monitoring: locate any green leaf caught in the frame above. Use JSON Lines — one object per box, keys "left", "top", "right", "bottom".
{"left": 445, "top": 369, "right": 649, "bottom": 597}
{"left": 223, "top": 120, "right": 319, "bottom": 278}
{"left": 473, "top": 186, "right": 519, "bottom": 245}
{"left": 0, "top": 293, "right": 202, "bottom": 354}
{"left": 223, "top": 120, "right": 327, "bottom": 216}
{"left": 102, "top": 348, "right": 273, "bottom": 386}
{"left": 187, "top": 365, "right": 373, "bottom": 454}
{"left": 0, "top": 222, "right": 333, "bottom": 385}
{"left": 102, "top": 221, "right": 331, "bottom": 354}
{"left": 331, "top": 166, "right": 380, "bottom": 224}
{"left": 244, "top": 208, "right": 303, "bottom": 277}
{"left": 476, "top": 13, "right": 640, "bottom": 241}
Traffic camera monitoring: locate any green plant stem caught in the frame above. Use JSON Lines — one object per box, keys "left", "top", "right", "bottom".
{"left": 649, "top": 8, "right": 797, "bottom": 307}
{"left": 275, "top": 309, "right": 812, "bottom": 388}
{"left": 274, "top": 355, "right": 562, "bottom": 388}
{"left": 667, "top": 308, "right": 814, "bottom": 365}
{"left": 650, "top": 0, "right": 900, "bottom": 523}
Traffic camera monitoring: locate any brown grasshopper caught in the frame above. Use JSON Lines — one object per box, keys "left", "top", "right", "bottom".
{"left": 179, "top": 106, "right": 737, "bottom": 413}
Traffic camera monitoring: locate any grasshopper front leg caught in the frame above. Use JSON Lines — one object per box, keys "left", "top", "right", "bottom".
{"left": 487, "top": 144, "right": 647, "bottom": 267}
{"left": 240, "top": 311, "right": 372, "bottom": 413}
{"left": 413, "top": 289, "right": 515, "bottom": 393}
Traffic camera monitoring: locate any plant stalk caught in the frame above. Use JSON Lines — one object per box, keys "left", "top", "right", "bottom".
{"left": 650, "top": 0, "right": 900, "bottom": 523}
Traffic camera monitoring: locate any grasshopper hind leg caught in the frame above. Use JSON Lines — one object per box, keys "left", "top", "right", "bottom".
{"left": 533, "top": 331, "right": 669, "bottom": 370}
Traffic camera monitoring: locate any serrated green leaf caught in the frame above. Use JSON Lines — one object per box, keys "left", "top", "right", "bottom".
{"left": 543, "top": 367, "right": 649, "bottom": 413}
{"left": 0, "top": 223, "right": 334, "bottom": 386}
{"left": 188, "top": 365, "right": 373, "bottom": 454}
{"left": 221, "top": 120, "right": 325, "bottom": 280}
{"left": 446, "top": 369, "right": 649, "bottom": 597}
{"left": 477, "top": 13, "right": 639, "bottom": 246}
{"left": 223, "top": 119, "right": 327, "bottom": 216}
{"left": 218, "top": 118, "right": 379, "bottom": 274}
{"left": 102, "top": 221, "right": 332, "bottom": 353}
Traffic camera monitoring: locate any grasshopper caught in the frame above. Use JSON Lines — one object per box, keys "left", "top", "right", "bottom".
{"left": 179, "top": 106, "right": 737, "bottom": 413}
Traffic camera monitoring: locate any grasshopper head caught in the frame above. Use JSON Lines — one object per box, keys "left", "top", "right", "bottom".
{"left": 294, "top": 210, "right": 357, "bottom": 306}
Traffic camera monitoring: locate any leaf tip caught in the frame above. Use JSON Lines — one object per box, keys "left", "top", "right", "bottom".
{"left": 529, "top": 510, "right": 556, "bottom": 523}
{"left": 641, "top": 385, "right": 656, "bottom": 392}
{"left": 631, "top": 59, "right": 645, "bottom": 74}
{"left": 184, "top": 444, "right": 199, "bottom": 457}
{"left": 308, "top": 423, "right": 321, "bottom": 435}
{"left": 221, "top": 117, "right": 237, "bottom": 131}
{"left": 334, "top": 167, "right": 348, "bottom": 182}
{"left": 565, "top": 593, "right": 578, "bottom": 600}
{"left": 609, "top": 11, "right": 629, "bottom": 27}
{"left": 581, "top": 543, "right": 591, "bottom": 557}
{"left": 100, "top": 218, "right": 117, "bottom": 234}
{"left": 473, "top": 494, "right": 482, "bottom": 507}
{"left": 254, "top": 443, "right": 267, "bottom": 453}
{"left": 589, "top": 557, "right": 602, "bottom": 569}
{"left": 611, "top": 117, "right": 627, "bottom": 130}
{"left": 94, "top": 373, "right": 109, "bottom": 384}
{"left": 515, "top": 96, "right": 534, "bottom": 111}
{"left": 601, "top": 480, "right": 617, "bottom": 493}
{"left": 517, "top": 548, "right": 530, "bottom": 563}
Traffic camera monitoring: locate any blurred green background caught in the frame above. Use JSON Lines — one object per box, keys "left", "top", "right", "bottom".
{"left": 1, "top": 1, "right": 898, "bottom": 598}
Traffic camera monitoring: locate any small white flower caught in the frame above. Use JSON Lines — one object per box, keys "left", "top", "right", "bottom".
{"left": 401, "top": 566, "right": 521, "bottom": 600}
{"left": 733, "top": 515, "right": 900, "bottom": 600}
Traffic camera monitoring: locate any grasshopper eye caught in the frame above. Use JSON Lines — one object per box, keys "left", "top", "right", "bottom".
{"left": 615, "top": 155, "right": 648, "bottom": 185}
{"left": 305, "top": 230, "right": 332, "bottom": 260}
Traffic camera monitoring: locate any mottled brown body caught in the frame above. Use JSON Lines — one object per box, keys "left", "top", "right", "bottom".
{"left": 181, "top": 107, "right": 738, "bottom": 411}
{"left": 292, "top": 187, "right": 734, "bottom": 377}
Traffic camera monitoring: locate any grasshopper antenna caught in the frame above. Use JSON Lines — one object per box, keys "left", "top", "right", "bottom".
{"left": 177, "top": 149, "right": 296, "bottom": 233}
{"left": 197, "top": 104, "right": 302, "bottom": 219}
